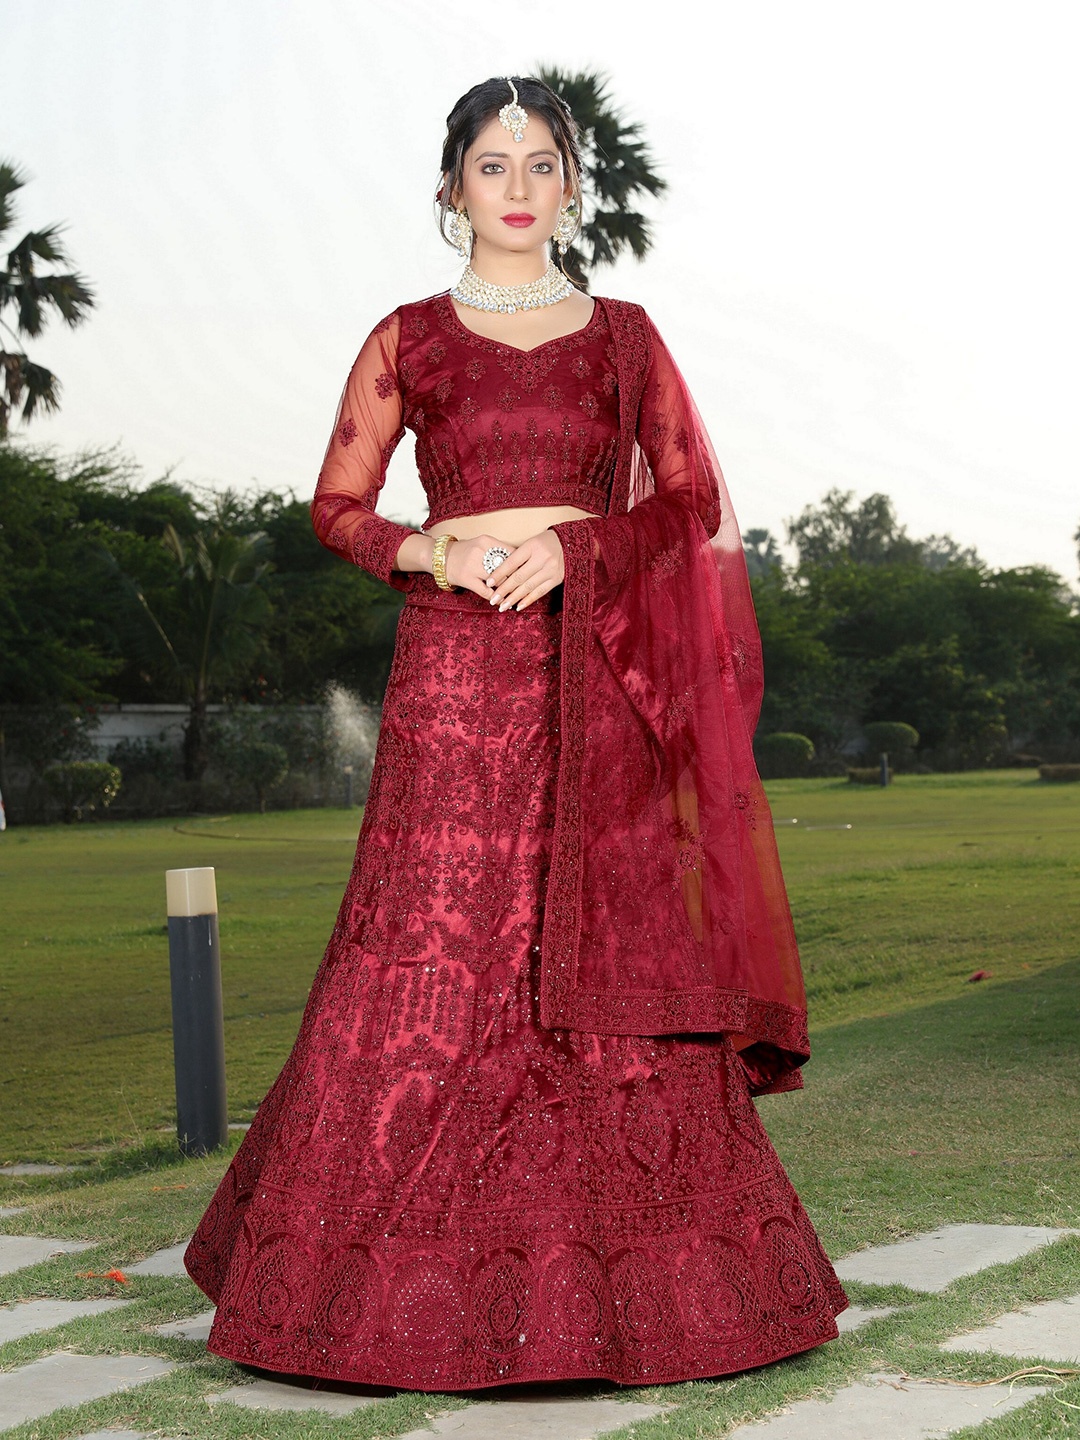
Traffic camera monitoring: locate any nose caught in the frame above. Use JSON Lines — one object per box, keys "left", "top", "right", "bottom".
{"left": 505, "top": 169, "right": 531, "bottom": 202}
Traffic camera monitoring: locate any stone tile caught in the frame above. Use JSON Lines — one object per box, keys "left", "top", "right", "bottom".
{"left": 73, "top": 1432, "right": 157, "bottom": 1440}
{"left": 0, "top": 1163, "right": 76, "bottom": 1176}
{"left": 835, "top": 1305, "right": 898, "bottom": 1333}
{"left": 0, "top": 1352, "right": 174, "bottom": 1430}
{"left": 155, "top": 1306, "right": 216, "bottom": 1342}
{"left": 940, "top": 1291, "right": 1080, "bottom": 1364}
{"left": 833, "top": 1223, "right": 1076, "bottom": 1292}
{"left": 0, "top": 1233, "right": 94, "bottom": 1276}
{"left": 396, "top": 1395, "right": 671, "bottom": 1440}
{"left": 125, "top": 1240, "right": 192, "bottom": 1276}
{"left": 0, "top": 1205, "right": 29, "bottom": 1219}
{"left": 209, "top": 1376, "right": 381, "bottom": 1415}
{"left": 726, "top": 1371, "right": 1048, "bottom": 1437}
{"left": 0, "top": 1297, "right": 128, "bottom": 1344}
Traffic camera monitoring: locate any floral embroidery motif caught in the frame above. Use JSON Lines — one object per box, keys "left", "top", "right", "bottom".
{"left": 338, "top": 417, "right": 358, "bottom": 446}
{"left": 399, "top": 359, "right": 419, "bottom": 390}
{"left": 673, "top": 426, "right": 690, "bottom": 455}
{"left": 459, "top": 397, "right": 480, "bottom": 424}
{"left": 465, "top": 358, "right": 486, "bottom": 381}
{"left": 544, "top": 385, "right": 562, "bottom": 409}
{"left": 649, "top": 538, "right": 684, "bottom": 586}
{"left": 406, "top": 313, "right": 428, "bottom": 337}
{"left": 571, "top": 355, "right": 592, "bottom": 380}
{"left": 733, "top": 790, "right": 758, "bottom": 828}
{"left": 435, "top": 376, "right": 454, "bottom": 404}
{"left": 579, "top": 392, "right": 599, "bottom": 420}
{"left": 496, "top": 387, "right": 518, "bottom": 413}
{"left": 428, "top": 340, "right": 447, "bottom": 364}
{"left": 671, "top": 816, "right": 705, "bottom": 874}
{"left": 374, "top": 373, "right": 396, "bottom": 401}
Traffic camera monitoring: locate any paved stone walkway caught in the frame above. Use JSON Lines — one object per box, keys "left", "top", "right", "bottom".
{"left": 0, "top": 1232, "right": 93, "bottom": 1275}
{"left": 0, "top": 1352, "right": 174, "bottom": 1430}
{"left": 0, "top": 1297, "right": 127, "bottom": 1344}
{"left": 723, "top": 1372, "right": 1050, "bottom": 1438}
{"left": 0, "top": 1225, "right": 1075, "bottom": 1437}
{"left": 940, "top": 1292, "right": 1080, "bottom": 1364}
{"left": 832, "top": 1222, "right": 1076, "bottom": 1291}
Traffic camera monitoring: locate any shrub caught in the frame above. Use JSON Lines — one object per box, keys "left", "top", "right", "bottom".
{"left": 755, "top": 732, "right": 815, "bottom": 779}
{"left": 862, "top": 721, "right": 919, "bottom": 760}
{"left": 107, "top": 737, "right": 178, "bottom": 781}
{"left": 43, "top": 761, "right": 122, "bottom": 821}
{"left": 848, "top": 766, "right": 892, "bottom": 785}
{"left": 1039, "top": 764, "right": 1080, "bottom": 783}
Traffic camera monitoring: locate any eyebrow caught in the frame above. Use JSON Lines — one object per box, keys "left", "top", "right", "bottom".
{"left": 474, "top": 150, "right": 559, "bottom": 161}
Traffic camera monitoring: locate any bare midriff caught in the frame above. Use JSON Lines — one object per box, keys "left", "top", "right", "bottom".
{"left": 425, "top": 505, "right": 602, "bottom": 547}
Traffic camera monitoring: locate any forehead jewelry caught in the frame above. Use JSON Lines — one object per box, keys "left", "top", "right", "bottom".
{"left": 498, "top": 78, "right": 529, "bottom": 143}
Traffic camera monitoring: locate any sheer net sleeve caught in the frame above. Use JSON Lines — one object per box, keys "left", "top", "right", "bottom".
{"left": 310, "top": 311, "right": 421, "bottom": 592}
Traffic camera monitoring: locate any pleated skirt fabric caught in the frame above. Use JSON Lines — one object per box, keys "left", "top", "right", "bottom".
{"left": 184, "top": 572, "right": 848, "bottom": 1391}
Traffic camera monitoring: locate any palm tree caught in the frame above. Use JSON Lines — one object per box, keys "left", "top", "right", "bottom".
{"left": 119, "top": 507, "right": 274, "bottom": 780}
{"left": 0, "top": 160, "right": 95, "bottom": 438}
{"left": 537, "top": 69, "right": 667, "bottom": 288}
{"left": 743, "top": 528, "right": 783, "bottom": 579}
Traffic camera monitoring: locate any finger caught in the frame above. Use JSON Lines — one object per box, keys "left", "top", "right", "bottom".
{"left": 511, "top": 580, "right": 554, "bottom": 612}
{"left": 497, "top": 571, "right": 548, "bottom": 611}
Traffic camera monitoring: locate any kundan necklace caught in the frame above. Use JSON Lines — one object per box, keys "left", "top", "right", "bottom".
{"left": 451, "top": 259, "right": 575, "bottom": 314}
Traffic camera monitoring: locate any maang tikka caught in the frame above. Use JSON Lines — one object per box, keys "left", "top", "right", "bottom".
{"left": 498, "top": 78, "right": 529, "bottom": 143}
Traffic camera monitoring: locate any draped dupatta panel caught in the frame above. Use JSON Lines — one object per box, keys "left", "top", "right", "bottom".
{"left": 543, "top": 299, "right": 808, "bottom": 1095}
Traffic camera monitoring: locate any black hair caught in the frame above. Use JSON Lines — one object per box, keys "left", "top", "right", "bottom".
{"left": 436, "top": 76, "right": 583, "bottom": 257}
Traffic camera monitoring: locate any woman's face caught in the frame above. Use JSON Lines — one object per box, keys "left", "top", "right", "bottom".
{"left": 453, "top": 111, "right": 571, "bottom": 263}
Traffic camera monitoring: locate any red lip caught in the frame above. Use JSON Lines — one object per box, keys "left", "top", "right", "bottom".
{"left": 502, "top": 213, "right": 536, "bottom": 227}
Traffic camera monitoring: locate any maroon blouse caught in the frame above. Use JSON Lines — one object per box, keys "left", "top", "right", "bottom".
{"left": 312, "top": 293, "right": 627, "bottom": 590}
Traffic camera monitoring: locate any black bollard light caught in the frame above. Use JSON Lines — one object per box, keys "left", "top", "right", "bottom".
{"left": 165, "top": 867, "right": 228, "bottom": 1156}
{"left": 879, "top": 751, "right": 890, "bottom": 787}
{"left": 343, "top": 763, "right": 354, "bottom": 808}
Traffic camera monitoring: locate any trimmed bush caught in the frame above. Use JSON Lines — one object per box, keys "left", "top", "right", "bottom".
{"left": 755, "top": 732, "right": 815, "bottom": 779}
{"left": 1039, "top": 764, "right": 1080, "bottom": 783}
{"left": 848, "top": 766, "right": 892, "bottom": 785}
{"left": 863, "top": 721, "right": 919, "bottom": 757}
{"left": 43, "top": 761, "right": 122, "bottom": 821}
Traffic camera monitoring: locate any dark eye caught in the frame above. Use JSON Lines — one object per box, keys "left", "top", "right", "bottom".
{"left": 481, "top": 163, "right": 504, "bottom": 174}
{"left": 533, "top": 162, "right": 554, "bottom": 173}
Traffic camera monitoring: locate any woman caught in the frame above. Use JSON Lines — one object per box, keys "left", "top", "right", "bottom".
{"left": 186, "top": 74, "right": 848, "bottom": 1391}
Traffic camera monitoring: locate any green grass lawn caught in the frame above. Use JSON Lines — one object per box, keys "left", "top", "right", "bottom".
{"left": 1, "top": 771, "right": 1078, "bottom": 1437}
{"left": 1, "top": 769, "right": 1075, "bottom": 1163}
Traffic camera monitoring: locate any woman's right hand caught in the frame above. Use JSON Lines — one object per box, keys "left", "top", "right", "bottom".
{"left": 440, "top": 534, "right": 517, "bottom": 599}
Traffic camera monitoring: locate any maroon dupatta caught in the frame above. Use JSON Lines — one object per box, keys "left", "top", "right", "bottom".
{"left": 544, "top": 299, "right": 808, "bottom": 1095}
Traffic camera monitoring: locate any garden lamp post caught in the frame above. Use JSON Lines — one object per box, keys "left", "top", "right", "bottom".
{"left": 165, "top": 867, "right": 228, "bottom": 1156}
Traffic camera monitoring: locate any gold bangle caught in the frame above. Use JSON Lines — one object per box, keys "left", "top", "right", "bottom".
{"left": 431, "top": 533, "right": 458, "bottom": 591}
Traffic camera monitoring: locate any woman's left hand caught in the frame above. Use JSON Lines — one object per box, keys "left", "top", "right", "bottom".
{"left": 485, "top": 529, "right": 564, "bottom": 611}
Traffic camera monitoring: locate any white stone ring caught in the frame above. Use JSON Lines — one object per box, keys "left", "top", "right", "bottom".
{"left": 482, "top": 545, "right": 510, "bottom": 576}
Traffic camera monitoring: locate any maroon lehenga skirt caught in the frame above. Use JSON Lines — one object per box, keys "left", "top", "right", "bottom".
{"left": 185, "top": 572, "right": 847, "bottom": 1390}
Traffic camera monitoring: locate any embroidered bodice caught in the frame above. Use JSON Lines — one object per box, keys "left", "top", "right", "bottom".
{"left": 312, "top": 293, "right": 621, "bottom": 591}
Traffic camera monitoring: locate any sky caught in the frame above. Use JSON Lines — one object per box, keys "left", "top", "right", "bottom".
{"left": 4, "top": 0, "right": 1079, "bottom": 582}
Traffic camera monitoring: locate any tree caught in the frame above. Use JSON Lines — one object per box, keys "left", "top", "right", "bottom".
{"left": 0, "top": 161, "right": 95, "bottom": 437}
{"left": 743, "top": 528, "right": 783, "bottom": 579}
{"left": 537, "top": 69, "right": 666, "bottom": 287}
{"left": 119, "top": 505, "right": 274, "bottom": 780}
{"left": 786, "top": 488, "right": 922, "bottom": 570}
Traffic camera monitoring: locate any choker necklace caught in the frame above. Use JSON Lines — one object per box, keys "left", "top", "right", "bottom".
{"left": 451, "top": 260, "right": 575, "bottom": 314}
